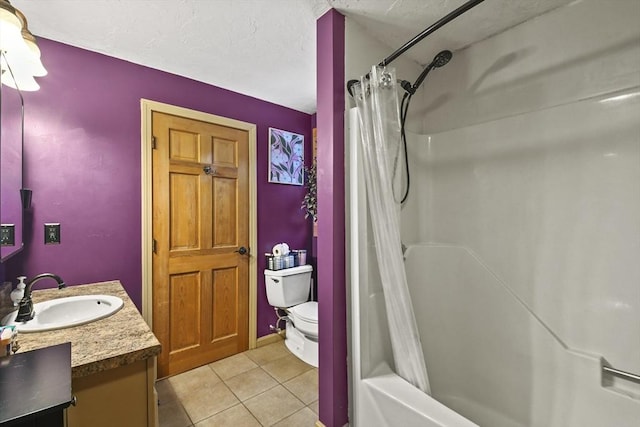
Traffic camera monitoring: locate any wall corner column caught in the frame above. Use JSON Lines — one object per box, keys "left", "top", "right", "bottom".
{"left": 316, "top": 8, "right": 348, "bottom": 427}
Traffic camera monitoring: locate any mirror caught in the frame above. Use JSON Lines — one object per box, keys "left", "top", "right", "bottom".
{"left": 0, "top": 81, "right": 24, "bottom": 261}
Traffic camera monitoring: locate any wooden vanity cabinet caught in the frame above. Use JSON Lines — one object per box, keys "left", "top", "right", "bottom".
{"left": 65, "top": 358, "right": 158, "bottom": 427}
{"left": 15, "top": 282, "right": 162, "bottom": 427}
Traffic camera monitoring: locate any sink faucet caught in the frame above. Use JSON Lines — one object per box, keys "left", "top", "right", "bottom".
{"left": 15, "top": 273, "right": 66, "bottom": 322}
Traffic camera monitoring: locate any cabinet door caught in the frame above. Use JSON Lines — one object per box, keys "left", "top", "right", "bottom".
{"left": 66, "top": 359, "right": 156, "bottom": 427}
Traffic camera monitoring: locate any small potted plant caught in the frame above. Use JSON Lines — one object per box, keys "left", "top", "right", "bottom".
{"left": 301, "top": 159, "right": 317, "bottom": 224}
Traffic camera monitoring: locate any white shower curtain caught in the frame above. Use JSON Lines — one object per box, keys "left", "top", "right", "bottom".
{"left": 353, "top": 66, "right": 431, "bottom": 394}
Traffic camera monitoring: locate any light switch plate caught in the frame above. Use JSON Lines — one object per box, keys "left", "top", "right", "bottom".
{"left": 44, "top": 223, "right": 61, "bottom": 245}
{"left": 0, "top": 224, "right": 15, "bottom": 246}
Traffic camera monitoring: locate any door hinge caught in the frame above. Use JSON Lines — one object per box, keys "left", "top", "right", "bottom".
{"left": 152, "top": 239, "right": 158, "bottom": 254}
{"left": 151, "top": 136, "right": 157, "bottom": 149}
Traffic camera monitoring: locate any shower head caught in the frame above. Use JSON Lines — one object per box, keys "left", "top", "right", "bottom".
{"left": 432, "top": 50, "right": 453, "bottom": 68}
{"left": 404, "top": 49, "right": 454, "bottom": 95}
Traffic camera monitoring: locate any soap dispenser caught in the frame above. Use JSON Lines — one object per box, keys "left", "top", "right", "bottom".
{"left": 10, "top": 276, "right": 27, "bottom": 306}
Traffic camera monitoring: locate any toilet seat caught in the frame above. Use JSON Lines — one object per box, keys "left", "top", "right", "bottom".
{"left": 289, "top": 301, "right": 318, "bottom": 337}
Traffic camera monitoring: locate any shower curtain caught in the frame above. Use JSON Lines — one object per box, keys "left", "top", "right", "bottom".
{"left": 353, "top": 66, "right": 430, "bottom": 394}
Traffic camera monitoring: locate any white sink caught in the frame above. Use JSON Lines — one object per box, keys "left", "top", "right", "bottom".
{"left": 2, "top": 295, "right": 124, "bottom": 333}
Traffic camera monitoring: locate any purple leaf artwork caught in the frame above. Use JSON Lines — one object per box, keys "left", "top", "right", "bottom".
{"left": 268, "top": 127, "right": 304, "bottom": 185}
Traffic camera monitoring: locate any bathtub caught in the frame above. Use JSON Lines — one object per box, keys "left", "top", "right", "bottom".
{"left": 357, "top": 363, "right": 478, "bottom": 427}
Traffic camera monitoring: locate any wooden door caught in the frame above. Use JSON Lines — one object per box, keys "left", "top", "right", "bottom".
{"left": 152, "top": 111, "right": 249, "bottom": 378}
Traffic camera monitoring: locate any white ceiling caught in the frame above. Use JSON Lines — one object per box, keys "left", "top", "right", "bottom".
{"left": 11, "top": 0, "right": 574, "bottom": 114}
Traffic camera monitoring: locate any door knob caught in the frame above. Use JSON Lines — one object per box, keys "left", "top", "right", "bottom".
{"left": 203, "top": 165, "right": 216, "bottom": 175}
{"left": 235, "top": 246, "right": 248, "bottom": 255}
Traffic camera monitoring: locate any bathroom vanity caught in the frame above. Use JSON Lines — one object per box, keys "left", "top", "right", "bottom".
{"left": 13, "top": 281, "right": 161, "bottom": 427}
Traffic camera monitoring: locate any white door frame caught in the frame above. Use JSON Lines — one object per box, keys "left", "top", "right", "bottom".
{"left": 140, "top": 99, "right": 258, "bottom": 349}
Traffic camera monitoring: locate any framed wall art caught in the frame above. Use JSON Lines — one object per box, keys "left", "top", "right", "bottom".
{"left": 268, "top": 127, "right": 304, "bottom": 185}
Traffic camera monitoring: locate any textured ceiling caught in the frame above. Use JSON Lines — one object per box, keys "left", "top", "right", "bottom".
{"left": 11, "top": 0, "right": 574, "bottom": 114}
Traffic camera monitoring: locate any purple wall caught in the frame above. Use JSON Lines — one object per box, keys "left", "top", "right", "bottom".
{"left": 3, "top": 38, "right": 313, "bottom": 338}
{"left": 317, "top": 10, "right": 348, "bottom": 427}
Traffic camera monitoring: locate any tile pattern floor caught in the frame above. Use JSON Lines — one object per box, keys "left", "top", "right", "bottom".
{"left": 157, "top": 340, "right": 319, "bottom": 427}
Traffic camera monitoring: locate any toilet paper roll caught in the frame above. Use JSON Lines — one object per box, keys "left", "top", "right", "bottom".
{"left": 272, "top": 243, "right": 290, "bottom": 256}
{"left": 272, "top": 244, "right": 283, "bottom": 256}
{"left": 280, "top": 243, "right": 290, "bottom": 256}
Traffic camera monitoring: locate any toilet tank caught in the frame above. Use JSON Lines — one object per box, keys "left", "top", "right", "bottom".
{"left": 264, "top": 265, "right": 313, "bottom": 308}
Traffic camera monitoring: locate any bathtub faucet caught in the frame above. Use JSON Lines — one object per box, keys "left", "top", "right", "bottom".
{"left": 15, "top": 273, "right": 66, "bottom": 322}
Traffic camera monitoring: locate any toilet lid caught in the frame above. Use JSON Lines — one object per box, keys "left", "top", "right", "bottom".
{"left": 290, "top": 301, "right": 317, "bottom": 323}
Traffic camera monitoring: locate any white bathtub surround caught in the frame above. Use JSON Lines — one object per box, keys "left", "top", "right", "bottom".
{"left": 406, "top": 245, "right": 639, "bottom": 426}
{"left": 348, "top": 0, "right": 640, "bottom": 425}
{"left": 353, "top": 66, "right": 430, "bottom": 394}
{"left": 412, "top": 85, "right": 640, "bottom": 376}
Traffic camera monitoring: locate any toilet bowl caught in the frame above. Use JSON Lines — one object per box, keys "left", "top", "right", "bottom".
{"left": 264, "top": 265, "right": 318, "bottom": 367}
{"left": 289, "top": 301, "right": 318, "bottom": 337}
{"left": 285, "top": 301, "right": 318, "bottom": 367}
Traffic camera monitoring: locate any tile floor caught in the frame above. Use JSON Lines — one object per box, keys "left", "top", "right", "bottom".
{"left": 157, "top": 340, "right": 319, "bottom": 427}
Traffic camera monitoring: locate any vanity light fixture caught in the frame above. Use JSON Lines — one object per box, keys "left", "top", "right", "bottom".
{"left": 0, "top": 0, "right": 38, "bottom": 209}
{"left": 0, "top": 0, "right": 25, "bottom": 51}
{"left": 0, "top": 0, "right": 46, "bottom": 91}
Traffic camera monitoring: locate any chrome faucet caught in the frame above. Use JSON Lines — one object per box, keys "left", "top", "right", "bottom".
{"left": 15, "top": 273, "right": 66, "bottom": 322}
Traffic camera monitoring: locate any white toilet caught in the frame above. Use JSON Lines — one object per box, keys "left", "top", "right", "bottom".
{"left": 264, "top": 265, "right": 318, "bottom": 367}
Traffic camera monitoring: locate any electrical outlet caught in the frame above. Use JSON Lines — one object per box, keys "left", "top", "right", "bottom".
{"left": 0, "top": 224, "right": 15, "bottom": 246}
{"left": 44, "top": 223, "right": 61, "bottom": 245}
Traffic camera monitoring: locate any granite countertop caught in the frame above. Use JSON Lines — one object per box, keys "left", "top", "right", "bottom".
{"left": 14, "top": 280, "right": 161, "bottom": 378}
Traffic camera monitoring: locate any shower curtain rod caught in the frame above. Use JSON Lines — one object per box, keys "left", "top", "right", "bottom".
{"left": 347, "top": 0, "right": 485, "bottom": 95}
{"left": 379, "top": 0, "right": 485, "bottom": 67}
